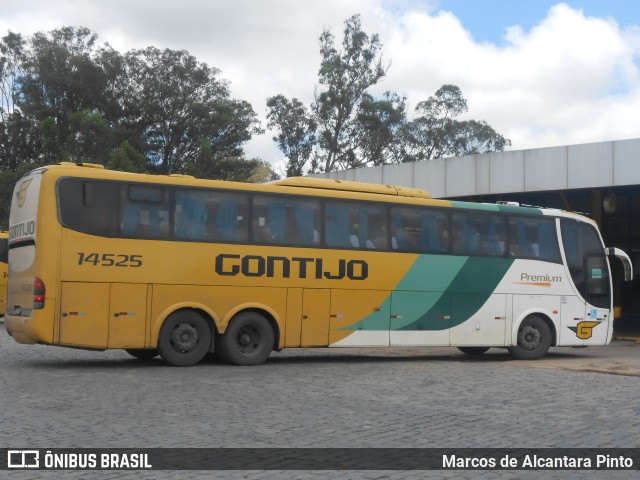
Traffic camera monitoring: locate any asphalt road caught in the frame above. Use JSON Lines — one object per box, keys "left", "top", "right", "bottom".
{"left": 1, "top": 327, "right": 639, "bottom": 479}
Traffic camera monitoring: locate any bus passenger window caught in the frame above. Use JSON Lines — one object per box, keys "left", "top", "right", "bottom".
{"left": 509, "top": 217, "right": 559, "bottom": 262}
{"left": 390, "top": 207, "right": 448, "bottom": 253}
{"left": 175, "top": 191, "right": 207, "bottom": 240}
{"left": 325, "top": 202, "right": 387, "bottom": 250}
{"left": 214, "top": 195, "right": 249, "bottom": 243}
{"left": 252, "top": 196, "right": 320, "bottom": 246}
{"left": 121, "top": 186, "right": 170, "bottom": 239}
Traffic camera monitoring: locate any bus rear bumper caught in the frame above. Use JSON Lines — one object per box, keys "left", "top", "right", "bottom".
{"left": 4, "top": 314, "right": 51, "bottom": 345}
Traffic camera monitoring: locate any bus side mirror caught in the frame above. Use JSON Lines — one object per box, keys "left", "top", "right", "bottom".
{"left": 606, "top": 247, "right": 634, "bottom": 281}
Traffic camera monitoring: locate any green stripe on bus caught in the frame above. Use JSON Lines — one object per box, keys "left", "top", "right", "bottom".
{"left": 397, "top": 256, "right": 514, "bottom": 331}
{"left": 344, "top": 255, "right": 514, "bottom": 332}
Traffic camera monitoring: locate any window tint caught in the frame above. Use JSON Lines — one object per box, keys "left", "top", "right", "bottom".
{"left": 325, "top": 202, "right": 388, "bottom": 249}
{"left": 390, "top": 207, "right": 449, "bottom": 253}
{"left": 452, "top": 212, "right": 506, "bottom": 256}
{"left": 508, "top": 217, "right": 560, "bottom": 262}
{"left": 58, "top": 178, "right": 119, "bottom": 236}
{"left": 175, "top": 189, "right": 248, "bottom": 242}
{"left": 121, "top": 186, "right": 170, "bottom": 239}
{"left": 252, "top": 195, "right": 320, "bottom": 246}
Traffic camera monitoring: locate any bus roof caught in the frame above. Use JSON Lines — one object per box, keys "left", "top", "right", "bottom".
{"left": 30, "top": 163, "right": 594, "bottom": 223}
{"left": 271, "top": 177, "right": 431, "bottom": 199}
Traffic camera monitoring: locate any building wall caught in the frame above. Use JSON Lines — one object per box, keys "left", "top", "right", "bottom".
{"left": 314, "top": 138, "right": 640, "bottom": 199}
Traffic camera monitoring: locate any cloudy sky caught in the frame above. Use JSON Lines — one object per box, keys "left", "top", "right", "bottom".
{"left": 2, "top": 0, "right": 640, "bottom": 170}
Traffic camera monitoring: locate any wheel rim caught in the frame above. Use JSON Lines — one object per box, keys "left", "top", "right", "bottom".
{"left": 236, "top": 325, "right": 260, "bottom": 355}
{"left": 170, "top": 321, "right": 199, "bottom": 353}
{"left": 518, "top": 324, "right": 541, "bottom": 350}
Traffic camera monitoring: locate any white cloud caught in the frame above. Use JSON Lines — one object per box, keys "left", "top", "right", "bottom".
{"left": 2, "top": 1, "right": 640, "bottom": 163}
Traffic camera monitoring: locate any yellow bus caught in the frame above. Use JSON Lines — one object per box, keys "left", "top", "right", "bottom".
{"left": 5, "top": 163, "right": 633, "bottom": 366}
{"left": 0, "top": 231, "right": 7, "bottom": 317}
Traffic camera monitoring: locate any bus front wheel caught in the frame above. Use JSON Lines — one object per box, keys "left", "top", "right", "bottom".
{"left": 508, "top": 315, "right": 551, "bottom": 360}
{"left": 158, "top": 311, "right": 212, "bottom": 367}
{"left": 218, "top": 312, "right": 274, "bottom": 366}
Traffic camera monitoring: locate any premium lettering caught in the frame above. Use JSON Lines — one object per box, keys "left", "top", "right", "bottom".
{"left": 520, "top": 273, "right": 562, "bottom": 283}
{"left": 215, "top": 253, "right": 368, "bottom": 280}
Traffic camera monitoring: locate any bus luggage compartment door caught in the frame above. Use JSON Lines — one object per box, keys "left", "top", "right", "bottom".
{"left": 300, "top": 289, "right": 330, "bottom": 347}
{"left": 59, "top": 282, "right": 110, "bottom": 348}
{"left": 108, "top": 283, "right": 147, "bottom": 348}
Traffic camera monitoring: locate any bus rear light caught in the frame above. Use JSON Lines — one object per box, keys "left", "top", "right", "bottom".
{"left": 33, "top": 277, "right": 45, "bottom": 309}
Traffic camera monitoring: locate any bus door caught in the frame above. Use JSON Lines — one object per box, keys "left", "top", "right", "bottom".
{"left": 582, "top": 254, "right": 612, "bottom": 345}
{"left": 389, "top": 291, "right": 450, "bottom": 346}
{"left": 300, "top": 289, "right": 330, "bottom": 346}
{"left": 449, "top": 293, "right": 507, "bottom": 346}
{"left": 560, "top": 219, "right": 613, "bottom": 346}
{"left": 59, "top": 283, "right": 147, "bottom": 349}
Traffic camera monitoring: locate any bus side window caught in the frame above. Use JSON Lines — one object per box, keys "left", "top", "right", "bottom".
{"left": 420, "top": 210, "right": 449, "bottom": 253}
{"left": 215, "top": 197, "right": 248, "bottom": 242}
{"left": 325, "top": 204, "right": 352, "bottom": 248}
{"left": 121, "top": 186, "right": 169, "bottom": 239}
{"left": 58, "top": 179, "right": 119, "bottom": 237}
{"left": 453, "top": 213, "right": 478, "bottom": 255}
{"left": 325, "top": 202, "right": 387, "bottom": 250}
{"left": 175, "top": 191, "right": 207, "bottom": 240}
{"left": 509, "top": 217, "right": 560, "bottom": 262}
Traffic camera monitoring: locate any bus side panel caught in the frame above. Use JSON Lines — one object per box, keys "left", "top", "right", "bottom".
{"left": 149, "top": 285, "right": 287, "bottom": 347}
{"left": 329, "top": 289, "right": 390, "bottom": 347}
{"left": 59, "top": 282, "right": 110, "bottom": 348}
{"left": 449, "top": 293, "right": 507, "bottom": 346}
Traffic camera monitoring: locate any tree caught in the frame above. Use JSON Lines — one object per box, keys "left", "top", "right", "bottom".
{"left": 354, "top": 91, "right": 406, "bottom": 166}
{"left": 311, "top": 14, "right": 389, "bottom": 173}
{"left": 266, "top": 94, "right": 316, "bottom": 177}
{"left": 107, "top": 141, "right": 148, "bottom": 173}
{"left": 119, "top": 47, "right": 261, "bottom": 176}
{"left": 19, "top": 27, "right": 108, "bottom": 163}
{"left": 400, "top": 85, "right": 510, "bottom": 161}
{"left": 0, "top": 31, "right": 26, "bottom": 120}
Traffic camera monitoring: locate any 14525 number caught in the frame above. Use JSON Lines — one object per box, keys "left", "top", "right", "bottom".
{"left": 77, "top": 253, "right": 143, "bottom": 267}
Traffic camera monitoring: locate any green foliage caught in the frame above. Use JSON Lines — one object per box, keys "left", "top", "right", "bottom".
{"left": 399, "top": 85, "right": 511, "bottom": 161}
{"left": 312, "top": 15, "right": 389, "bottom": 173}
{"left": 266, "top": 94, "right": 316, "bottom": 176}
{"left": 107, "top": 141, "right": 148, "bottom": 173}
{"left": 0, "top": 25, "right": 267, "bottom": 228}
{"left": 267, "top": 17, "right": 510, "bottom": 175}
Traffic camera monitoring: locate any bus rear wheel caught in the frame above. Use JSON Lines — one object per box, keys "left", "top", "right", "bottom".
{"left": 158, "top": 311, "right": 211, "bottom": 367}
{"left": 508, "top": 315, "right": 551, "bottom": 360}
{"left": 457, "top": 347, "right": 489, "bottom": 356}
{"left": 218, "top": 311, "right": 274, "bottom": 366}
{"left": 125, "top": 348, "right": 158, "bottom": 361}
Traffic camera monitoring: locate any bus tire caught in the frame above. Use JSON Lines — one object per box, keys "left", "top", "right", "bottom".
{"left": 457, "top": 347, "right": 489, "bottom": 356}
{"left": 158, "top": 310, "right": 211, "bottom": 367}
{"left": 218, "top": 311, "right": 274, "bottom": 366}
{"left": 125, "top": 348, "right": 158, "bottom": 360}
{"left": 508, "top": 315, "right": 551, "bottom": 360}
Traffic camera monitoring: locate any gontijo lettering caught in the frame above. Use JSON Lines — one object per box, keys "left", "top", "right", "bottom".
{"left": 215, "top": 254, "right": 368, "bottom": 280}
{"left": 9, "top": 220, "right": 35, "bottom": 242}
